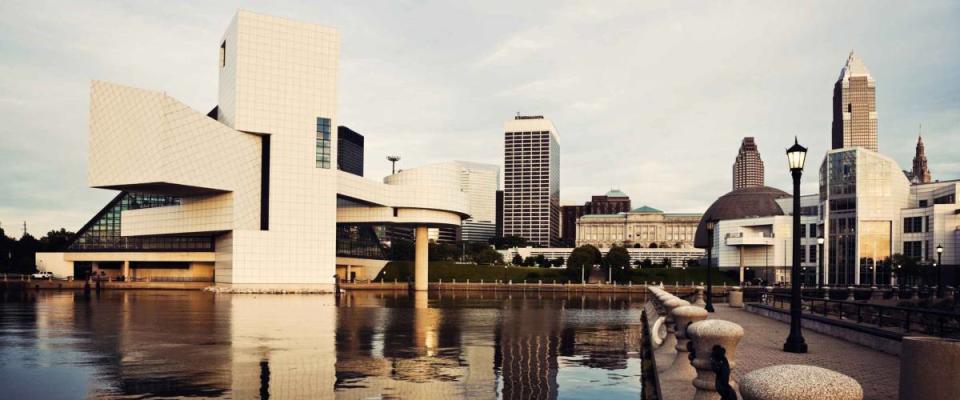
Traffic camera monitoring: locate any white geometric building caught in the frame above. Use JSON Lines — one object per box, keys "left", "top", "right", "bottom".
{"left": 38, "top": 11, "right": 470, "bottom": 291}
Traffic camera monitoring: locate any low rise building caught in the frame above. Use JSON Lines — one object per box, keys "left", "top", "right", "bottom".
{"left": 576, "top": 206, "right": 700, "bottom": 249}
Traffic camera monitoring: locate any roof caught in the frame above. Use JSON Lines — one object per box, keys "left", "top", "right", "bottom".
{"left": 605, "top": 189, "right": 629, "bottom": 198}
{"left": 694, "top": 186, "right": 790, "bottom": 248}
{"left": 838, "top": 50, "right": 873, "bottom": 82}
{"left": 630, "top": 205, "right": 662, "bottom": 213}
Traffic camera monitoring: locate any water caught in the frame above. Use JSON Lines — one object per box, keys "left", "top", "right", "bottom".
{"left": 0, "top": 290, "right": 647, "bottom": 399}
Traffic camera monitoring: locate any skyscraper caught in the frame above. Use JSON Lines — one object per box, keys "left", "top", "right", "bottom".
{"left": 503, "top": 115, "right": 560, "bottom": 247}
{"left": 831, "top": 51, "right": 878, "bottom": 152}
{"left": 337, "top": 126, "right": 364, "bottom": 176}
{"left": 910, "top": 134, "right": 932, "bottom": 184}
{"left": 560, "top": 205, "right": 584, "bottom": 247}
{"left": 732, "top": 137, "right": 764, "bottom": 190}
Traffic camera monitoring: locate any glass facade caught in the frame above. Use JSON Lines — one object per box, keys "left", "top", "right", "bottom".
{"left": 336, "top": 224, "right": 387, "bottom": 259}
{"left": 316, "top": 117, "right": 332, "bottom": 169}
{"left": 822, "top": 151, "right": 858, "bottom": 284}
{"left": 68, "top": 192, "right": 215, "bottom": 252}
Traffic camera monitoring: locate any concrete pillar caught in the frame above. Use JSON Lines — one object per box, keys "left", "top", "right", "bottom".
{"left": 740, "top": 365, "right": 862, "bottom": 400}
{"left": 656, "top": 298, "right": 690, "bottom": 372}
{"left": 823, "top": 286, "right": 831, "bottom": 300}
{"left": 693, "top": 286, "right": 707, "bottom": 307}
{"left": 687, "top": 319, "right": 744, "bottom": 400}
{"left": 346, "top": 264, "right": 352, "bottom": 283}
{"left": 728, "top": 286, "right": 744, "bottom": 308}
{"left": 846, "top": 286, "right": 856, "bottom": 301}
{"left": 870, "top": 286, "right": 883, "bottom": 303}
{"left": 899, "top": 337, "right": 960, "bottom": 400}
{"left": 910, "top": 286, "right": 919, "bottom": 301}
{"left": 660, "top": 305, "right": 709, "bottom": 382}
{"left": 414, "top": 226, "right": 429, "bottom": 291}
{"left": 739, "top": 246, "right": 745, "bottom": 284}
{"left": 122, "top": 260, "right": 130, "bottom": 282}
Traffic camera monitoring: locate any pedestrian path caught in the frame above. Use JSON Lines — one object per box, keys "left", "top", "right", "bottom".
{"left": 657, "top": 305, "right": 899, "bottom": 400}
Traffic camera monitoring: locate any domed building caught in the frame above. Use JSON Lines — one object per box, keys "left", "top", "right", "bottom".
{"left": 694, "top": 186, "right": 820, "bottom": 285}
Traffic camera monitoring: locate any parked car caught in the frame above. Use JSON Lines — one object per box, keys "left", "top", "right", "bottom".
{"left": 31, "top": 271, "right": 54, "bottom": 280}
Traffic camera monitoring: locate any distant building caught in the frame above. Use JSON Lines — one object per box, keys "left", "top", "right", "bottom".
{"left": 732, "top": 137, "right": 764, "bottom": 190}
{"left": 909, "top": 134, "right": 932, "bottom": 184}
{"left": 576, "top": 205, "right": 701, "bottom": 248}
{"left": 560, "top": 205, "right": 584, "bottom": 247}
{"left": 337, "top": 126, "right": 364, "bottom": 176}
{"left": 495, "top": 190, "right": 504, "bottom": 239}
{"left": 832, "top": 51, "right": 878, "bottom": 152}
{"left": 502, "top": 115, "right": 560, "bottom": 247}
{"left": 585, "top": 189, "right": 632, "bottom": 214}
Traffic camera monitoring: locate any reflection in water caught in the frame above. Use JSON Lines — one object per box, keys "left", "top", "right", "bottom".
{"left": 0, "top": 290, "right": 646, "bottom": 399}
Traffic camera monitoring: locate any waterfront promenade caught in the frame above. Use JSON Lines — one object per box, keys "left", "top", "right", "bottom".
{"left": 657, "top": 305, "right": 900, "bottom": 400}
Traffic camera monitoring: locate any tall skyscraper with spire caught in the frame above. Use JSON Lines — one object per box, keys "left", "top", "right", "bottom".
{"left": 911, "top": 131, "right": 932, "bottom": 184}
{"left": 732, "top": 137, "right": 764, "bottom": 190}
{"left": 831, "top": 51, "right": 878, "bottom": 152}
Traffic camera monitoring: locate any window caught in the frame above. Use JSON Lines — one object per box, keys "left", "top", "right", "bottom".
{"left": 903, "top": 217, "right": 923, "bottom": 233}
{"left": 809, "top": 245, "right": 817, "bottom": 262}
{"left": 316, "top": 117, "right": 331, "bottom": 168}
{"left": 800, "top": 246, "right": 808, "bottom": 262}
{"left": 809, "top": 224, "right": 817, "bottom": 238}
{"left": 919, "top": 200, "right": 928, "bottom": 208}
{"left": 220, "top": 41, "right": 226, "bottom": 68}
{"left": 904, "top": 241, "right": 923, "bottom": 259}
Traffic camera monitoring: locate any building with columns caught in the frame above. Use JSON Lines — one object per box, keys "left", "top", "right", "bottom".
{"left": 35, "top": 11, "right": 468, "bottom": 291}
{"left": 576, "top": 206, "right": 701, "bottom": 248}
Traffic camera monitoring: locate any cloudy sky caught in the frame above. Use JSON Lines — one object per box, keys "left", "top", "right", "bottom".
{"left": 1, "top": 1, "right": 958, "bottom": 236}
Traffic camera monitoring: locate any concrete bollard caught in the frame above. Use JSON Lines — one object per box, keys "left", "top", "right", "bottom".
{"left": 823, "top": 286, "right": 831, "bottom": 300}
{"left": 728, "top": 286, "right": 744, "bottom": 308}
{"left": 693, "top": 286, "right": 707, "bottom": 307}
{"left": 651, "top": 315, "right": 667, "bottom": 348}
{"left": 846, "top": 286, "right": 856, "bottom": 301}
{"left": 660, "top": 305, "right": 709, "bottom": 382}
{"left": 687, "top": 319, "right": 744, "bottom": 399}
{"left": 899, "top": 337, "right": 960, "bottom": 400}
{"left": 870, "top": 286, "right": 883, "bottom": 302}
{"left": 945, "top": 286, "right": 956, "bottom": 302}
{"left": 655, "top": 298, "right": 691, "bottom": 369}
{"left": 740, "top": 365, "right": 862, "bottom": 400}
{"left": 910, "top": 286, "right": 919, "bottom": 300}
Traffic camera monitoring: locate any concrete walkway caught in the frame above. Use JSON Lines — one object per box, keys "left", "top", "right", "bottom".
{"left": 658, "top": 305, "right": 899, "bottom": 400}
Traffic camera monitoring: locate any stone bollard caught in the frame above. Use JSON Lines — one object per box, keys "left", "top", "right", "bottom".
{"left": 651, "top": 315, "right": 667, "bottom": 348}
{"left": 823, "top": 286, "right": 831, "bottom": 300}
{"left": 846, "top": 286, "right": 856, "bottom": 301}
{"left": 728, "top": 286, "right": 744, "bottom": 308}
{"left": 687, "top": 319, "right": 744, "bottom": 400}
{"left": 946, "top": 286, "right": 956, "bottom": 302}
{"left": 763, "top": 286, "right": 774, "bottom": 304}
{"left": 740, "top": 365, "right": 863, "bottom": 400}
{"left": 910, "top": 286, "right": 919, "bottom": 301}
{"left": 870, "top": 286, "right": 883, "bottom": 302}
{"left": 693, "top": 286, "right": 707, "bottom": 307}
{"left": 655, "top": 298, "right": 691, "bottom": 368}
{"left": 899, "top": 337, "right": 960, "bottom": 400}
{"left": 660, "top": 305, "right": 709, "bottom": 382}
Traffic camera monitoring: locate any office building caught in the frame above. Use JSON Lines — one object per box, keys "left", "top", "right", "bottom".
{"left": 560, "top": 205, "right": 584, "bottom": 247}
{"left": 732, "top": 137, "right": 764, "bottom": 190}
{"left": 585, "top": 190, "right": 631, "bottom": 214}
{"left": 495, "top": 190, "right": 504, "bottom": 239}
{"left": 502, "top": 116, "right": 560, "bottom": 247}
{"left": 36, "top": 11, "right": 470, "bottom": 290}
{"left": 337, "top": 126, "right": 364, "bottom": 177}
{"left": 909, "top": 134, "right": 932, "bottom": 184}
{"left": 576, "top": 206, "right": 701, "bottom": 248}
{"left": 832, "top": 51, "right": 878, "bottom": 152}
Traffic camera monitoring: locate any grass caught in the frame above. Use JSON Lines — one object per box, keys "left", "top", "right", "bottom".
{"left": 374, "top": 261, "right": 737, "bottom": 285}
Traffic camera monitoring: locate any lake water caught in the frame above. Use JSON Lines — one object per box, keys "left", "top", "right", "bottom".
{"left": 0, "top": 290, "right": 648, "bottom": 399}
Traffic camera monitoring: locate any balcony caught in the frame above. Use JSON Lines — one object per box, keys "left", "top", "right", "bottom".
{"left": 725, "top": 232, "right": 776, "bottom": 246}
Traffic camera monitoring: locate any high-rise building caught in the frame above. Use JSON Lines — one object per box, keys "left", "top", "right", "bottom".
{"left": 831, "top": 51, "right": 878, "bottom": 152}
{"left": 910, "top": 134, "right": 932, "bottom": 184}
{"left": 495, "top": 190, "right": 504, "bottom": 239}
{"left": 732, "top": 137, "right": 764, "bottom": 190}
{"left": 503, "top": 116, "right": 560, "bottom": 247}
{"left": 560, "top": 205, "right": 584, "bottom": 247}
{"left": 337, "top": 126, "right": 364, "bottom": 176}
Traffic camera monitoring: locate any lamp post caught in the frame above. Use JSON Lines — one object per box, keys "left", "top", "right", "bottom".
{"left": 705, "top": 220, "right": 716, "bottom": 312}
{"left": 817, "top": 236, "right": 825, "bottom": 289}
{"left": 937, "top": 244, "right": 944, "bottom": 298}
{"left": 783, "top": 137, "right": 808, "bottom": 353}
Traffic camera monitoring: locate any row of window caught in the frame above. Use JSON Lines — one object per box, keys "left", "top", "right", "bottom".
{"left": 316, "top": 117, "right": 331, "bottom": 169}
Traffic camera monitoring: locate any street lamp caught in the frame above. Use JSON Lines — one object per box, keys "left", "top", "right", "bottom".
{"left": 817, "top": 236, "right": 825, "bottom": 289}
{"left": 937, "top": 244, "right": 944, "bottom": 298}
{"left": 783, "top": 137, "right": 808, "bottom": 354}
{"left": 705, "top": 220, "right": 716, "bottom": 312}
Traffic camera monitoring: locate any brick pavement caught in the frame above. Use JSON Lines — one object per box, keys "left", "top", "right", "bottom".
{"left": 657, "top": 305, "right": 899, "bottom": 400}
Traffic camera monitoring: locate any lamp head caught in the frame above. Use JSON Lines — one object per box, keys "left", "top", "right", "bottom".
{"left": 937, "top": 244, "right": 943, "bottom": 254}
{"left": 817, "top": 236, "right": 824, "bottom": 245}
{"left": 785, "top": 136, "right": 808, "bottom": 171}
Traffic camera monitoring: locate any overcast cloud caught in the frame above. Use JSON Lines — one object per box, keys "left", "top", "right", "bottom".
{"left": 1, "top": 0, "right": 958, "bottom": 236}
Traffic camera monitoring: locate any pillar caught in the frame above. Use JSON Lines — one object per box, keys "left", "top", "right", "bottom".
{"left": 415, "top": 226, "right": 429, "bottom": 291}
{"left": 346, "top": 264, "right": 352, "bottom": 283}
{"left": 122, "top": 260, "right": 130, "bottom": 282}
{"left": 660, "top": 305, "right": 709, "bottom": 382}
{"left": 741, "top": 365, "right": 862, "bottom": 400}
{"left": 687, "top": 320, "right": 744, "bottom": 400}
{"left": 739, "top": 247, "right": 745, "bottom": 284}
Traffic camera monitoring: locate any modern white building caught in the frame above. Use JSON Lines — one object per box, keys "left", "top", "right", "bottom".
{"left": 502, "top": 116, "right": 561, "bottom": 247}
{"left": 36, "top": 11, "right": 471, "bottom": 291}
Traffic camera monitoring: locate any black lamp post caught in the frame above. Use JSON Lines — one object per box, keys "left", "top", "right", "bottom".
{"left": 783, "top": 137, "right": 808, "bottom": 354}
{"left": 817, "top": 236, "right": 825, "bottom": 289}
{"left": 705, "top": 220, "right": 716, "bottom": 312}
{"left": 937, "top": 244, "right": 944, "bottom": 298}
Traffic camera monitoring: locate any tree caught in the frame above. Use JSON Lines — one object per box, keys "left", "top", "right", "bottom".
{"left": 566, "top": 244, "right": 602, "bottom": 281}
{"left": 40, "top": 228, "right": 74, "bottom": 252}
{"left": 491, "top": 235, "right": 531, "bottom": 250}
{"left": 535, "top": 254, "right": 548, "bottom": 268}
{"left": 662, "top": 257, "right": 673, "bottom": 268}
{"left": 522, "top": 256, "right": 536, "bottom": 267}
{"left": 642, "top": 258, "right": 654, "bottom": 268}
{"left": 474, "top": 247, "right": 503, "bottom": 265}
{"left": 511, "top": 254, "right": 523, "bottom": 265}
{"left": 551, "top": 257, "right": 565, "bottom": 268}
{"left": 389, "top": 239, "right": 415, "bottom": 261}
{"left": 604, "top": 246, "right": 632, "bottom": 282}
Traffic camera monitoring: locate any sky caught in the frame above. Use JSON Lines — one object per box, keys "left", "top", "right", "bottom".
{"left": 1, "top": 0, "right": 958, "bottom": 237}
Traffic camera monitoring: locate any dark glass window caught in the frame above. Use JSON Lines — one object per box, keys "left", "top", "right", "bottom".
{"left": 904, "top": 241, "right": 923, "bottom": 259}
{"left": 316, "top": 117, "right": 332, "bottom": 168}
{"left": 903, "top": 217, "right": 923, "bottom": 233}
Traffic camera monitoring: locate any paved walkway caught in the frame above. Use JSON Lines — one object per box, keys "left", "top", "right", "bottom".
{"left": 657, "top": 305, "right": 899, "bottom": 400}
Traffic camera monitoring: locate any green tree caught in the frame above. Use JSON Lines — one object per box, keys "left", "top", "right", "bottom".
{"left": 604, "top": 246, "right": 632, "bottom": 282}
{"left": 522, "top": 256, "right": 536, "bottom": 267}
{"left": 474, "top": 247, "right": 503, "bottom": 265}
{"left": 491, "top": 235, "right": 531, "bottom": 250}
{"left": 662, "top": 257, "right": 673, "bottom": 268}
{"left": 566, "top": 244, "right": 602, "bottom": 281}
{"left": 535, "top": 254, "right": 548, "bottom": 268}
{"left": 551, "top": 257, "right": 565, "bottom": 268}
{"left": 642, "top": 258, "right": 654, "bottom": 268}
{"left": 389, "top": 239, "right": 415, "bottom": 261}
{"left": 511, "top": 254, "right": 523, "bottom": 265}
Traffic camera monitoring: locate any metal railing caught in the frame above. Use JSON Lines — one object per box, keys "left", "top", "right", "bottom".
{"left": 769, "top": 294, "right": 960, "bottom": 339}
